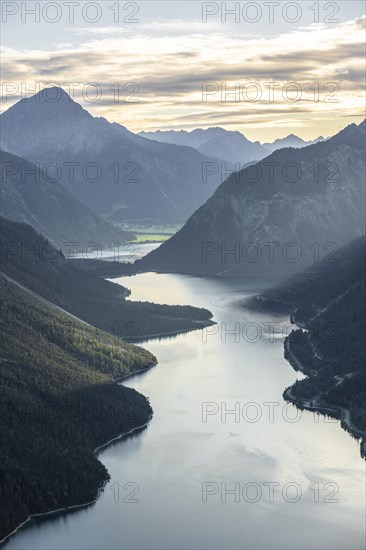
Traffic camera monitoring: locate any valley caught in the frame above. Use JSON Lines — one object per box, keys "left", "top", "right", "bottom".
{"left": 3, "top": 271, "right": 365, "bottom": 550}
{"left": 0, "top": 25, "right": 365, "bottom": 546}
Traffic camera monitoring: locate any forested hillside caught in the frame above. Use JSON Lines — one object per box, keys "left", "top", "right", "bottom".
{"left": 247, "top": 237, "right": 366, "bottom": 456}
{"left": 0, "top": 275, "right": 155, "bottom": 542}
{"left": 0, "top": 217, "right": 214, "bottom": 340}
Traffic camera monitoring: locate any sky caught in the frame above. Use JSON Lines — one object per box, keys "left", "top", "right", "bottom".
{"left": 1, "top": 0, "right": 365, "bottom": 142}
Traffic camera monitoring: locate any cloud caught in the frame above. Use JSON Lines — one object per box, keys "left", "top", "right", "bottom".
{"left": 1, "top": 16, "right": 365, "bottom": 140}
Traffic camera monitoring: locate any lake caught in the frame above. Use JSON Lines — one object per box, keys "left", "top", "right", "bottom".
{"left": 5, "top": 272, "right": 365, "bottom": 550}
{"left": 69, "top": 243, "right": 162, "bottom": 263}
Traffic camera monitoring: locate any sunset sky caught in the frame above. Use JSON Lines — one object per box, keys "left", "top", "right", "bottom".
{"left": 1, "top": 0, "right": 365, "bottom": 141}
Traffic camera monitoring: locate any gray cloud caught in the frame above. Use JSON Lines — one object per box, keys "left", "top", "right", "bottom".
{"left": 1, "top": 15, "right": 364, "bottom": 139}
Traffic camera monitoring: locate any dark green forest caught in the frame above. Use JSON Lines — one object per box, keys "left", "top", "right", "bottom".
{"left": 0, "top": 216, "right": 215, "bottom": 541}
{"left": 0, "top": 275, "right": 156, "bottom": 541}
{"left": 0, "top": 217, "right": 214, "bottom": 341}
{"left": 249, "top": 237, "right": 366, "bottom": 454}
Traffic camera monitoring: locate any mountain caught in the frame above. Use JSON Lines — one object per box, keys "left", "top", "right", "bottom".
{"left": 0, "top": 217, "right": 213, "bottom": 340}
{"left": 0, "top": 150, "right": 132, "bottom": 251}
{"left": 0, "top": 88, "right": 224, "bottom": 224}
{"left": 138, "top": 120, "right": 365, "bottom": 277}
{"left": 139, "top": 129, "right": 208, "bottom": 148}
{"left": 139, "top": 127, "right": 268, "bottom": 164}
{"left": 0, "top": 272, "right": 155, "bottom": 541}
{"left": 0, "top": 215, "right": 214, "bottom": 541}
{"left": 139, "top": 128, "right": 324, "bottom": 163}
{"left": 247, "top": 237, "right": 366, "bottom": 456}
{"left": 262, "top": 134, "right": 324, "bottom": 153}
{"left": 249, "top": 236, "right": 366, "bottom": 315}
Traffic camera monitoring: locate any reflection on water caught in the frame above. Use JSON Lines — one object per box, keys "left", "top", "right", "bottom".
{"left": 5, "top": 274, "right": 365, "bottom": 550}
{"left": 70, "top": 243, "right": 161, "bottom": 263}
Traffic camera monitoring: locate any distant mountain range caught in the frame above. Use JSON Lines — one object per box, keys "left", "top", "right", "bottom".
{"left": 138, "top": 120, "right": 365, "bottom": 277}
{"left": 140, "top": 128, "right": 325, "bottom": 163}
{"left": 262, "top": 134, "right": 325, "bottom": 153}
{"left": 0, "top": 150, "right": 132, "bottom": 251}
{"left": 139, "top": 127, "right": 267, "bottom": 164}
{"left": 0, "top": 88, "right": 224, "bottom": 224}
{"left": 0, "top": 88, "right": 330, "bottom": 228}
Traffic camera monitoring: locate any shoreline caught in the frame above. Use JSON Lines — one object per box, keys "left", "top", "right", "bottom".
{"left": 284, "top": 336, "right": 366, "bottom": 459}
{"left": 1, "top": 278, "right": 215, "bottom": 543}
{"left": 2, "top": 306, "right": 212, "bottom": 545}
{"left": 0, "top": 362, "right": 156, "bottom": 547}
{"left": 106, "top": 266, "right": 298, "bottom": 281}
{"left": 127, "top": 319, "right": 216, "bottom": 343}
{"left": 284, "top": 338, "right": 318, "bottom": 378}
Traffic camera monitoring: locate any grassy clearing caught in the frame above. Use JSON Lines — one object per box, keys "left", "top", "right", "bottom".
{"left": 130, "top": 233, "right": 171, "bottom": 243}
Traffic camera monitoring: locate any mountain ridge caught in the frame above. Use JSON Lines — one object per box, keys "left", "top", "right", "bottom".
{"left": 262, "top": 134, "right": 325, "bottom": 152}
{"left": 139, "top": 126, "right": 268, "bottom": 164}
{"left": 0, "top": 149, "right": 132, "bottom": 251}
{"left": 139, "top": 127, "right": 326, "bottom": 163}
{"left": 0, "top": 88, "right": 225, "bottom": 224}
{"left": 137, "top": 120, "right": 365, "bottom": 277}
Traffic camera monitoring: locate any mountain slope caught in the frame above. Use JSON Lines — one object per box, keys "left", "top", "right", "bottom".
{"left": 0, "top": 273, "right": 155, "bottom": 541}
{"left": 0, "top": 217, "right": 213, "bottom": 340}
{"left": 247, "top": 237, "right": 366, "bottom": 456}
{"left": 140, "top": 127, "right": 268, "bottom": 164}
{"left": 138, "top": 120, "right": 365, "bottom": 277}
{"left": 0, "top": 150, "right": 132, "bottom": 250}
{"left": 0, "top": 88, "right": 224, "bottom": 223}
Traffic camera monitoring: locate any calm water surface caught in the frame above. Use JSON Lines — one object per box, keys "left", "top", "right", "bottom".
{"left": 5, "top": 273, "right": 365, "bottom": 550}
{"left": 70, "top": 243, "right": 161, "bottom": 263}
